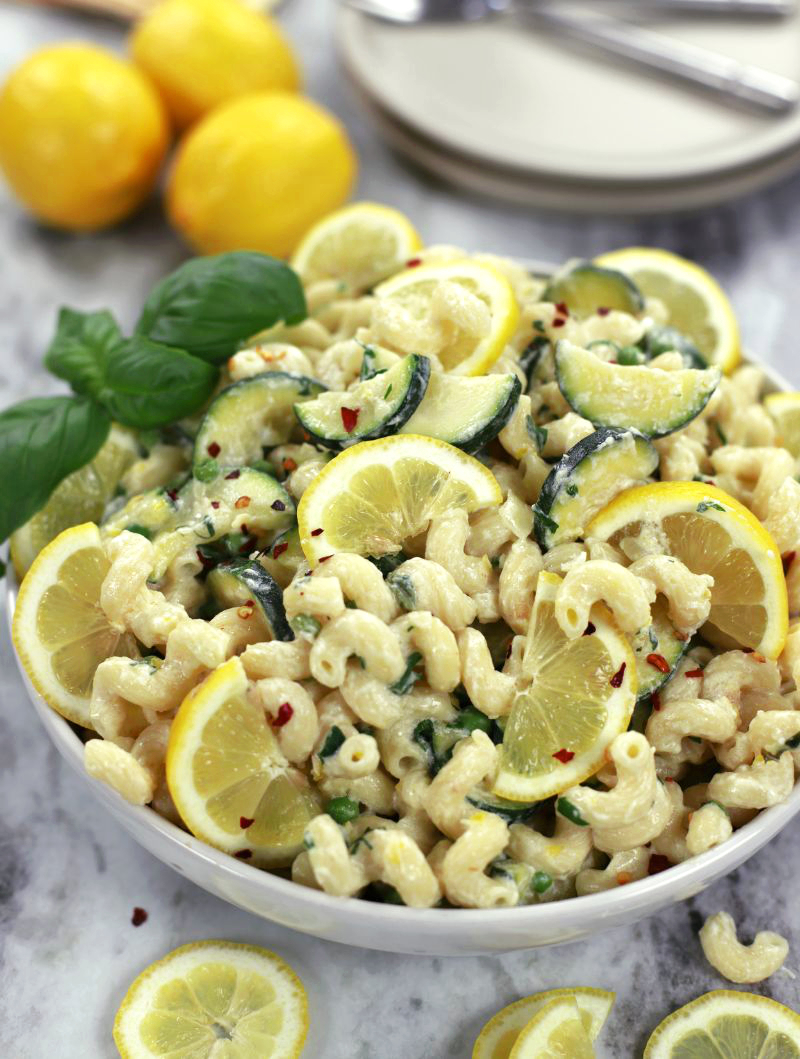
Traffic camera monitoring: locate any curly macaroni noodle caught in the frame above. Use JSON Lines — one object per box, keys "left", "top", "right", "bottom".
{"left": 699, "top": 911, "right": 789, "bottom": 984}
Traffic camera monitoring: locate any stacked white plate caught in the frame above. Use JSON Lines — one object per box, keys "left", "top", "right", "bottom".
{"left": 336, "top": 4, "right": 800, "bottom": 212}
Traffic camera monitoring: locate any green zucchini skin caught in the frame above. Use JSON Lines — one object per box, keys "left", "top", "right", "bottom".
{"left": 534, "top": 427, "right": 659, "bottom": 549}
{"left": 465, "top": 788, "right": 537, "bottom": 823}
{"left": 400, "top": 372, "right": 521, "bottom": 455}
{"left": 102, "top": 484, "right": 184, "bottom": 540}
{"left": 643, "top": 324, "right": 708, "bottom": 369}
{"left": 543, "top": 262, "right": 644, "bottom": 318}
{"left": 294, "top": 354, "right": 430, "bottom": 451}
{"left": 208, "top": 558, "right": 294, "bottom": 641}
{"left": 519, "top": 336, "right": 553, "bottom": 388}
{"left": 632, "top": 597, "right": 688, "bottom": 701}
{"left": 194, "top": 372, "right": 326, "bottom": 469}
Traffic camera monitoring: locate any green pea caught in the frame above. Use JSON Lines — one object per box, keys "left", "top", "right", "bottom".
{"left": 326, "top": 797, "right": 360, "bottom": 824}
{"left": 532, "top": 870, "right": 553, "bottom": 894}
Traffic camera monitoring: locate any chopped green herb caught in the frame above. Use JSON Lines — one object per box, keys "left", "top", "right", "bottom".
{"left": 303, "top": 835, "right": 315, "bottom": 850}
{"left": 369, "top": 551, "right": 408, "bottom": 577}
{"left": 290, "top": 613, "right": 321, "bottom": 638}
{"left": 390, "top": 651, "right": 424, "bottom": 695}
{"left": 525, "top": 415, "right": 548, "bottom": 452}
{"left": 532, "top": 870, "right": 553, "bottom": 894}
{"left": 450, "top": 705, "right": 492, "bottom": 735}
{"left": 356, "top": 655, "right": 366, "bottom": 670}
{"left": 125, "top": 523, "right": 153, "bottom": 540}
{"left": 388, "top": 571, "right": 416, "bottom": 610}
{"left": 565, "top": 484, "right": 579, "bottom": 497}
{"left": 319, "top": 725, "right": 346, "bottom": 759}
{"left": 617, "top": 346, "right": 645, "bottom": 366}
{"left": 350, "top": 829, "right": 374, "bottom": 854}
{"left": 696, "top": 500, "right": 726, "bottom": 513}
{"left": 533, "top": 505, "right": 559, "bottom": 535}
{"left": 556, "top": 797, "right": 589, "bottom": 827}
{"left": 384, "top": 384, "right": 393, "bottom": 399}
{"left": 533, "top": 319, "right": 546, "bottom": 334}
{"left": 194, "top": 457, "right": 220, "bottom": 483}
{"left": 648, "top": 625, "right": 659, "bottom": 650}
{"left": 326, "top": 796, "right": 360, "bottom": 824}
{"left": 714, "top": 422, "right": 728, "bottom": 445}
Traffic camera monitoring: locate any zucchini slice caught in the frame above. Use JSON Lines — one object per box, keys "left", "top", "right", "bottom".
{"left": 360, "top": 344, "right": 401, "bottom": 380}
{"left": 555, "top": 341, "right": 721, "bottom": 438}
{"left": 207, "top": 558, "right": 294, "bottom": 641}
{"left": 519, "top": 336, "right": 554, "bottom": 388}
{"left": 102, "top": 485, "right": 183, "bottom": 540}
{"left": 193, "top": 372, "right": 325, "bottom": 469}
{"left": 632, "top": 596, "right": 688, "bottom": 700}
{"left": 534, "top": 427, "right": 659, "bottom": 549}
{"left": 294, "top": 354, "right": 430, "bottom": 450}
{"left": 400, "top": 371, "right": 521, "bottom": 454}
{"left": 259, "top": 525, "right": 307, "bottom": 588}
{"left": 643, "top": 324, "right": 708, "bottom": 369}
{"left": 544, "top": 262, "right": 644, "bottom": 318}
{"left": 466, "top": 786, "right": 536, "bottom": 822}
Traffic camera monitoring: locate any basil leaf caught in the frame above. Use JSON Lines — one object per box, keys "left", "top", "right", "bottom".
{"left": 0, "top": 396, "right": 110, "bottom": 542}
{"left": 136, "top": 252, "right": 307, "bottom": 364}
{"left": 45, "top": 308, "right": 121, "bottom": 397}
{"left": 98, "top": 336, "right": 218, "bottom": 429}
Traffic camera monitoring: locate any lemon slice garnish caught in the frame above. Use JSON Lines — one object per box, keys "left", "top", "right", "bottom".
{"left": 508, "top": 997, "right": 596, "bottom": 1059}
{"left": 493, "top": 571, "right": 636, "bottom": 803}
{"left": 374, "top": 258, "right": 519, "bottom": 375}
{"left": 594, "top": 247, "right": 740, "bottom": 373}
{"left": 166, "top": 656, "right": 319, "bottom": 867}
{"left": 587, "top": 480, "right": 788, "bottom": 659}
{"left": 764, "top": 391, "right": 800, "bottom": 458}
{"left": 11, "top": 522, "right": 138, "bottom": 726}
{"left": 113, "top": 940, "right": 308, "bottom": 1059}
{"left": 644, "top": 990, "right": 800, "bottom": 1058}
{"left": 473, "top": 987, "right": 615, "bottom": 1059}
{"left": 297, "top": 434, "right": 503, "bottom": 565}
{"left": 290, "top": 200, "right": 422, "bottom": 292}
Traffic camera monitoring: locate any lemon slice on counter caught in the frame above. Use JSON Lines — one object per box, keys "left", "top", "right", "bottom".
{"left": 166, "top": 656, "right": 319, "bottom": 867}
{"left": 374, "top": 259, "right": 519, "bottom": 375}
{"left": 492, "top": 571, "right": 636, "bottom": 803}
{"left": 587, "top": 480, "right": 788, "bottom": 659}
{"left": 509, "top": 997, "right": 595, "bottom": 1059}
{"left": 12, "top": 522, "right": 138, "bottom": 726}
{"left": 643, "top": 990, "right": 800, "bottom": 1058}
{"left": 10, "top": 424, "right": 138, "bottom": 579}
{"left": 473, "top": 987, "right": 615, "bottom": 1059}
{"left": 297, "top": 434, "right": 502, "bottom": 564}
{"left": 290, "top": 201, "right": 423, "bottom": 292}
{"left": 594, "top": 247, "right": 740, "bottom": 373}
{"left": 764, "top": 391, "right": 800, "bottom": 458}
{"left": 113, "top": 940, "right": 308, "bottom": 1059}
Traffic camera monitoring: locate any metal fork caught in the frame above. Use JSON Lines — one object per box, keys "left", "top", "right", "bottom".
{"left": 344, "top": 0, "right": 800, "bottom": 113}
{"left": 346, "top": 0, "right": 795, "bottom": 21}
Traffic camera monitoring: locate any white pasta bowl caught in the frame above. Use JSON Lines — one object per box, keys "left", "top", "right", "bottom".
{"left": 6, "top": 344, "right": 800, "bottom": 956}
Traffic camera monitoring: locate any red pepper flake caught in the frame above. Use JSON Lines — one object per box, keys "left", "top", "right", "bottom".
{"left": 685, "top": 668, "right": 704, "bottom": 679}
{"left": 596, "top": 306, "right": 610, "bottom": 316}
{"left": 225, "top": 469, "right": 241, "bottom": 480}
{"left": 239, "top": 816, "right": 255, "bottom": 829}
{"left": 610, "top": 662, "right": 626, "bottom": 688}
{"left": 196, "top": 549, "right": 215, "bottom": 569}
{"left": 674, "top": 630, "right": 690, "bottom": 642}
{"left": 505, "top": 641, "right": 514, "bottom": 659}
{"left": 237, "top": 604, "right": 254, "bottom": 619}
{"left": 166, "top": 488, "right": 179, "bottom": 502}
{"left": 752, "top": 652, "right": 766, "bottom": 664}
{"left": 583, "top": 622, "right": 596, "bottom": 636}
{"left": 272, "top": 541, "right": 289, "bottom": 559}
{"left": 310, "top": 527, "right": 323, "bottom": 537}
{"left": 552, "top": 748, "right": 574, "bottom": 764}
{"left": 318, "top": 555, "right": 333, "bottom": 563}
{"left": 131, "top": 907, "right": 148, "bottom": 927}
{"left": 616, "top": 872, "right": 632, "bottom": 886}
{"left": 207, "top": 441, "right": 221, "bottom": 458}
{"left": 651, "top": 690, "right": 662, "bottom": 712}
{"left": 552, "top": 317, "right": 566, "bottom": 328}
{"left": 406, "top": 257, "right": 422, "bottom": 268}
{"left": 341, "top": 407, "right": 360, "bottom": 433}
{"left": 783, "top": 551, "right": 796, "bottom": 575}
{"left": 210, "top": 500, "right": 220, "bottom": 509}
{"left": 648, "top": 853, "right": 670, "bottom": 875}
{"left": 283, "top": 458, "right": 298, "bottom": 473}
{"left": 271, "top": 702, "right": 294, "bottom": 727}
{"left": 554, "top": 301, "right": 569, "bottom": 316}
{"left": 742, "top": 647, "right": 754, "bottom": 654}
{"left": 302, "top": 430, "right": 311, "bottom": 442}
{"left": 235, "top": 495, "right": 251, "bottom": 509}
{"left": 235, "top": 849, "right": 253, "bottom": 860}
{"left": 646, "top": 652, "right": 670, "bottom": 674}
{"left": 271, "top": 499, "right": 286, "bottom": 511}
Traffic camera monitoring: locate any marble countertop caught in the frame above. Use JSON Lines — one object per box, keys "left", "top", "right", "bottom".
{"left": 2, "top": 2, "right": 800, "bottom": 1056}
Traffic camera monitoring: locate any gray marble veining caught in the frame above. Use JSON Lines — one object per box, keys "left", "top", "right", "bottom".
{"left": 1, "top": 1, "right": 800, "bottom": 1055}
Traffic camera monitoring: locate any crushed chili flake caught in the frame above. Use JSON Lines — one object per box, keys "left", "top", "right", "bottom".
{"left": 597, "top": 306, "right": 610, "bottom": 316}
{"left": 552, "top": 317, "right": 566, "bottom": 328}
{"left": 318, "top": 555, "right": 333, "bottom": 563}
{"left": 271, "top": 702, "right": 294, "bottom": 727}
{"left": 196, "top": 549, "right": 215, "bottom": 569}
{"left": 235, "top": 495, "right": 251, "bottom": 509}
{"left": 237, "top": 605, "right": 254, "bottom": 619}
{"left": 783, "top": 551, "right": 796, "bottom": 575}
{"left": 271, "top": 499, "right": 286, "bottom": 511}
{"left": 283, "top": 458, "right": 298, "bottom": 472}
{"left": 648, "top": 853, "right": 670, "bottom": 875}
{"left": 610, "top": 662, "right": 626, "bottom": 688}
{"left": 552, "top": 748, "right": 575, "bottom": 763}
{"left": 554, "top": 301, "right": 569, "bottom": 316}
{"left": 239, "top": 816, "right": 255, "bottom": 829}
{"left": 225, "top": 469, "right": 241, "bottom": 480}
{"left": 742, "top": 647, "right": 754, "bottom": 653}
{"left": 207, "top": 442, "right": 221, "bottom": 458}
{"left": 210, "top": 500, "right": 220, "bottom": 509}
{"left": 235, "top": 849, "right": 253, "bottom": 860}
{"left": 310, "top": 527, "right": 323, "bottom": 537}
{"left": 685, "top": 668, "right": 704, "bottom": 679}
{"left": 752, "top": 652, "right": 766, "bottom": 663}
{"left": 616, "top": 872, "right": 632, "bottom": 886}
{"left": 651, "top": 690, "right": 662, "bottom": 711}
{"left": 166, "top": 489, "right": 179, "bottom": 502}
{"left": 272, "top": 541, "right": 289, "bottom": 558}
{"left": 131, "top": 907, "right": 148, "bottom": 927}
{"left": 646, "top": 652, "right": 670, "bottom": 674}
{"left": 302, "top": 430, "right": 311, "bottom": 442}
{"left": 341, "top": 407, "right": 360, "bottom": 433}
{"left": 406, "top": 257, "right": 422, "bottom": 268}
{"left": 674, "top": 630, "right": 690, "bottom": 642}
{"left": 583, "top": 622, "right": 596, "bottom": 636}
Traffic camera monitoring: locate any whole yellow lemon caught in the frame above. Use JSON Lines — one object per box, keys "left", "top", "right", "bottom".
{"left": 0, "top": 43, "right": 169, "bottom": 231}
{"left": 167, "top": 92, "right": 357, "bottom": 258}
{"left": 130, "top": 0, "right": 301, "bottom": 130}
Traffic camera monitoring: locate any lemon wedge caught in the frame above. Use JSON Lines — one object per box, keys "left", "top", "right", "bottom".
{"left": 587, "top": 481, "right": 788, "bottom": 659}
{"left": 11, "top": 522, "right": 137, "bottom": 726}
{"left": 473, "top": 988, "right": 615, "bottom": 1059}
{"left": 594, "top": 247, "right": 740, "bottom": 373}
{"left": 113, "top": 940, "right": 308, "bottom": 1059}
{"left": 764, "top": 391, "right": 800, "bottom": 458}
{"left": 297, "top": 434, "right": 502, "bottom": 564}
{"left": 644, "top": 990, "right": 800, "bottom": 1058}
{"left": 166, "top": 656, "right": 319, "bottom": 867}
{"left": 509, "top": 997, "right": 595, "bottom": 1059}
{"left": 374, "top": 258, "right": 519, "bottom": 375}
{"left": 290, "top": 201, "right": 422, "bottom": 292}
{"left": 493, "top": 571, "right": 636, "bottom": 803}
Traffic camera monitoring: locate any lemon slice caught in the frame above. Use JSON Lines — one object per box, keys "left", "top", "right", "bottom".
{"left": 492, "top": 571, "right": 636, "bottom": 802}
{"left": 11, "top": 522, "right": 138, "bottom": 726}
{"left": 644, "top": 990, "right": 800, "bottom": 1058}
{"left": 374, "top": 259, "right": 519, "bottom": 375}
{"left": 297, "top": 434, "right": 503, "bottom": 564}
{"left": 509, "top": 997, "right": 595, "bottom": 1059}
{"left": 113, "top": 940, "right": 308, "bottom": 1059}
{"left": 9, "top": 424, "right": 138, "bottom": 579}
{"left": 473, "top": 988, "right": 615, "bottom": 1059}
{"left": 765, "top": 391, "right": 800, "bottom": 458}
{"left": 290, "top": 201, "right": 422, "bottom": 292}
{"left": 594, "top": 247, "right": 741, "bottom": 373}
{"left": 587, "top": 481, "right": 788, "bottom": 659}
{"left": 166, "top": 656, "right": 319, "bottom": 867}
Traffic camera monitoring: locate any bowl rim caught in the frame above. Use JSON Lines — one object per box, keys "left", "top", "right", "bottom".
{"left": 8, "top": 265, "right": 800, "bottom": 937}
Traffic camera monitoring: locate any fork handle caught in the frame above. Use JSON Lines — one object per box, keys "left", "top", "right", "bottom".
{"left": 527, "top": 6, "right": 800, "bottom": 113}
{"left": 570, "top": 0, "right": 795, "bottom": 12}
